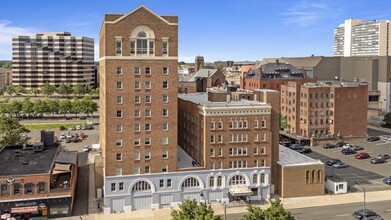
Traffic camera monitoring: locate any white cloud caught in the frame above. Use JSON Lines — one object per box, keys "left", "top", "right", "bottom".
{"left": 281, "top": 0, "right": 330, "bottom": 26}
{"left": 0, "top": 20, "right": 36, "bottom": 60}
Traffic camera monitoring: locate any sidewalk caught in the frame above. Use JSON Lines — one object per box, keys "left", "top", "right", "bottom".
{"left": 55, "top": 189, "right": 391, "bottom": 220}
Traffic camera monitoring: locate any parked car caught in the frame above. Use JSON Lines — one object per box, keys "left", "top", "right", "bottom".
{"left": 301, "top": 148, "right": 312, "bottom": 154}
{"left": 332, "top": 162, "right": 349, "bottom": 168}
{"left": 352, "top": 209, "right": 380, "bottom": 219}
{"left": 65, "top": 138, "right": 71, "bottom": 143}
{"left": 60, "top": 133, "right": 66, "bottom": 139}
{"left": 72, "top": 137, "right": 79, "bottom": 143}
{"left": 66, "top": 132, "right": 73, "bottom": 139}
{"left": 65, "top": 116, "right": 72, "bottom": 120}
{"left": 379, "top": 135, "right": 390, "bottom": 141}
{"left": 370, "top": 157, "right": 387, "bottom": 164}
{"left": 343, "top": 143, "right": 354, "bottom": 149}
{"left": 290, "top": 144, "right": 303, "bottom": 150}
{"left": 76, "top": 125, "right": 81, "bottom": 130}
{"left": 83, "top": 145, "right": 90, "bottom": 152}
{"left": 355, "top": 152, "right": 370, "bottom": 159}
{"left": 350, "top": 145, "right": 364, "bottom": 151}
{"left": 326, "top": 159, "right": 342, "bottom": 166}
{"left": 336, "top": 142, "right": 346, "bottom": 147}
{"left": 341, "top": 148, "right": 356, "bottom": 155}
{"left": 375, "top": 154, "right": 390, "bottom": 160}
{"left": 367, "top": 215, "right": 384, "bottom": 220}
{"left": 70, "top": 126, "right": 76, "bottom": 130}
{"left": 79, "top": 116, "right": 87, "bottom": 120}
{"left": 384, "top": 176, "right": 391, "bottom": 185}
{"left": 323, "top": 143, "right": 337, "bottom": 149}
{"left": 367, "top": 136, "right": 380, "bottom": 142}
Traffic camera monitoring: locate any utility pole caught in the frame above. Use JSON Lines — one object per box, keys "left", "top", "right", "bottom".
{"left": 355, "top": 181, "right": 366, "bottom": 220}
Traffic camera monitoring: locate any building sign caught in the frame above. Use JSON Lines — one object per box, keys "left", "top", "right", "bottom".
{"left": 15, "top": 201, "right": 37, "bottom": 207}
{"left": 0, "top": 178, "right": 23, "bottom": 184}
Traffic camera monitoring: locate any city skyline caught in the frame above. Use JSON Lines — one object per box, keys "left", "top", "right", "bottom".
{"left": 0, "top": 0, "right": 390, "bottom": 62}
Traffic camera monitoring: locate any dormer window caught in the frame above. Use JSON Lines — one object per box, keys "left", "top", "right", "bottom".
{"left": 130, "top": 26, "right": 155, "bottom": 57}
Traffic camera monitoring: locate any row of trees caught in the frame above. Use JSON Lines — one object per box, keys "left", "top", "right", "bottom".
{"left": 3, "top": 83, "right": 99, "bottom": 97}
{"left": 0, "top": 96, "right": 98, "bottom": 118}
{"left": 171, "top": 198, "right": 295, "bottom": 220}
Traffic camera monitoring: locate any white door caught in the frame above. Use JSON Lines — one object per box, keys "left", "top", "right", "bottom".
{"left": 111, "top": 198, "right": 125, "bottom": 213}
{"left": 132, "top": 196, "right": 152, "bottom": 210}
{"left": 182, "top": 192, "right": 201, "bottom": 202}
{"left": 160, "top": 195, "right": 172, "bottom": 208}
{"left": 209, "top": 191, "right": 222, "bottom": 202}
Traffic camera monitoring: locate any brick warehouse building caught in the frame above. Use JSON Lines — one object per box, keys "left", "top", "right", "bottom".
{"left": 280, "top": 81, "right": 368, "bottom": 138}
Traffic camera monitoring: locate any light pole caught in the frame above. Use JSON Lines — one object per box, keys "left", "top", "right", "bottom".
{"left": 355, "top": 181, "right": 366, "bottom": 219}
{"left": 222, "top": 202, "right": 227, "bottom": 220}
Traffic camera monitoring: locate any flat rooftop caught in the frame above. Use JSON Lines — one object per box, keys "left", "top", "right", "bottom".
{"left": 0, "top": 145, "right": 59, "bottom": 176}
{"left": 278, "top": 145, "right": 323, "bottom": 166}
{"left": 178, "top": 92, "right": 269, "bottom": 107}
{"left": 302, "top": 81, "right": 367, "bottom": 88}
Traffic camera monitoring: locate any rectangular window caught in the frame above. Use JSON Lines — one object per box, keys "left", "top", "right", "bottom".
{"left": 159, "top": 179, "right": 164, "bottom": 188}
{"left": 162, "top": 150, "right": 168, "bottom": 158}
{"left": 145, "top": 109, "right": 151, "bottom": 117}
{"left": 149, "top": 41, "right": 154, "bottom": 55}
{"left": 162, "top": 40, "right": 168, "bottom": 56}
{"left": 134, "top": 67, "right": 140, "bottom": 75}
{"left": 134, "top": 137, "right": 140, "bottom": 146}
{"left": 162, "top": 136, "right": 168, "bottom": 145}
{"left": 115, "top": 38, "right": 122, "bottom": 55}
{"left": 162, "top": 165, "right": 168, "bottom": 172}
{"left": 38, "top": 182, "right": 46, "bottom": 193}
{"left": 116, "top": 81, "right": 122, "bottom": 89}
{"left": 119, "top": 182, "right": 124, "bottom": 191}
{"left": 210, "top": 149, "right": 215, "bottom": 156}
{"left": 145, "top": 95, "right": 151, "bottom": 103}
{"left": 130, "top": 40, "right": 135, "bottom": 55}
{"left": 144, "top": 166, "right": 150, "bottom": 174}
{"left": 163, "top": 123, "right": 168, "bottom": 130}
{"left": 116, "top": 96, "right": 122, "bottom": 104}
{"left": 116, "top": 153, "right": 122, "bottom": 161}
{"left": 145, "top": 81, "right": 151, "bottom": 89}
{"left": 167, "top": 179, "right": 172, "bottom": 187}
{"left": 145, "top": 123, "right": 151, "bottom": 131}
{"left": 254, "top": 147, "right": 258, "bottom": 154}
{"left": 261, "top": 159, "right": 266, "bottom": 167}
{"left": 134, "top": 81, "right": 140, "bottom": 89}
{"left": 163, "top": 109, "right": 168, "bottom": 117}
{"left": 116, "top": 139, "right": 122, "bottom": 147}
{"left": 134, "top": 124, "right": 140, "bottom": 132}
{"left": 261, "top": 146, "right": 266, "bottom": 154}
{"left": 1, "top": 184, "right": 8, "bottom": 196}
{"left": 134, "top": 96, "right": 140, "bottom": 103}
{"left": 116, "top": 110, "right": 122, "bottom": 118}
{"left": 134, "top": 152, "right": 140, "bottom": 160}
{"left": 145, "top": 137, "right": 151, "bottom": 145}
{"left": 115, "top": 168, "right": 122, "bottom": 176}
{"left": 254, "top": 160, "right": 258, "bottom": 167}
{"left": 111, "top": 183, "right": 116, "bottom": 192}
{"left": 134, "top": 109, "right": 140, "bottom": 117}
{"left": 210, "top": 135, "right": 215, "bottom": 143}
{"left": 163, "top": 67, "right": 168, "bottom": 75}
{"left": 145, "top": 67, "right": 151, "bottom": 75}
{"left": 116, "top": 124, "right": 122, "bottom": 132}
{"left": 24, "top": 183, "right": 34, "bottom": 194}
{"left": 218, "top": 148, "right": 222, "bottom": 156}
{"left": 133, "top": 167, "right": 140, "bottom": 174}
{"left": 162, "top": 81, "right": 168, "bottom": 89}
{"left": 162, "top": 94, "right": 168, "bottom": 103}
{"left": 210, "top": 121, "right": 215, "bottom": 129}
{"left": 116, "top": 67, "right": 122, "bottom": 75}
{"left": 218, "top": 121, "right": 223, "bottom": 129}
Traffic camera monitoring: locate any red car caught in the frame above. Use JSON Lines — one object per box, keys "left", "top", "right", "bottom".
{"left": 355, "top": 152, "right": 370, "bottom": 159}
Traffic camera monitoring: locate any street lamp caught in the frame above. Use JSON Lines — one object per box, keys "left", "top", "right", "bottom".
{"left": 200, "top": 191, "right": 207, "bottom": 204}
{"left": 355, "top": 181, "right": 366, "bottom": 219}
{"left": 222, "top": 201, "right": 227, "bottom": 220}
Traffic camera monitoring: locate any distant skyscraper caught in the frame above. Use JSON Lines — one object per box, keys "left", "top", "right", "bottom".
{"left": 195, "top": 55, "right": 204, "bottom": 72}
{"left": 334, "top": 19, "right": 391, "bottom": 57}
{"left": 12, "top": 32, "right": 95, "bottom": 88}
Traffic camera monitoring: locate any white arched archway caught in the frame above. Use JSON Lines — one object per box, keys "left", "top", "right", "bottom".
{"left": 227, "top": 172, "right": 250, "bottom": 187}
{"left": 130, "top": 25, "right": 155, "bottom": 39}
{"left": 178, "top": 175, "right": 205, "bottom": 191}
{"left": 128, "top": 178, "right": 156, "bottom": 194}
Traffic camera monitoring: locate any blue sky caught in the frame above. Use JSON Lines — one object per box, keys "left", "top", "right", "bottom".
{"left": 0, "top": 0, "right": 390, "bottom": 62}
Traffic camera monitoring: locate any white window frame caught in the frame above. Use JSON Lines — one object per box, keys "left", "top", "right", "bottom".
{"left": 116, "top": 67, "right": 123, "bottom": 75}
{"left": 115, "top": 139, "right": 122, "bottom": 147}
{"left": 116, "top": 124, "right": 122, "bottom": 132}
{"left": 134, "top": 124, "right": 140, "bottom": 132}
{"left": 116, "top": 153, "right": 122, "bottom": 161}
{"left": 116, "top": 96, "right": 123, "bottom": 104}
{"left": 116, "top": 81, "right": 122, "bottom": 89}
{"left": 134, "top": 67, "right": 140, "bottom": 75}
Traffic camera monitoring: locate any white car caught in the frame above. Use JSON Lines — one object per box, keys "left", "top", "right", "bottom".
{"left": 380, "top": 135, "right": 390, "bottom": 141}
{"left": 83, "top": 145, "right": 90, "bottom": 152}
{"left": 60, "top": 133, "right": 66, "bottom": 139}
{"left": 66, "top": 132, "right": 73, "bottom": 139}
{"left": 76, "top": 125, "right": 81, "bottom": 130}
{"left": 342, "top": 144, "right": 353, "bottom": 149}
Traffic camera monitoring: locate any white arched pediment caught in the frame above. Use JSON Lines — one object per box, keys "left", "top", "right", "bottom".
{"left": 130, "top": 25, "right": 155, "bottom": 39}
{"left": 227, "top": 172, "right": 250, "bottom": 187}
{"left": 128, "top": 178, "right": 156, "bottom": 194}
{"left": 178, "top": 175, "right": 205, "bottom": 191}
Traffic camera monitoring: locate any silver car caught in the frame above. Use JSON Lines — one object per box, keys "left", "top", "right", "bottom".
{"left": 376, "top": 154, "right": 390, "bottom": 160}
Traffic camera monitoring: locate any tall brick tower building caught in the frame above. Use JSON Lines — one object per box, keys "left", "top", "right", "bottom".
{"left": 99, "top": 6, "right": 178, "bottom": 177}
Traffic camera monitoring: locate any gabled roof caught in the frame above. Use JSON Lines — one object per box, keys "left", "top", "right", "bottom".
{"left": 104, "top": 5, "right": 178, "bottom": 26}
{"left": 187, "top": 69, "right": 219, "bottom": 82}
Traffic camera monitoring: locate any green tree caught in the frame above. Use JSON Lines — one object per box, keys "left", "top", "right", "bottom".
{"left": 46, "top": 99, "right": 60, "bottom": 117}
{"left": 41, "top": 83, "right": 56, "bottom": 97}
{"left": 171, "top": 199, "right": 222, "bottom": 220}
{"left": 0, "top": 116, "right": 29, "bottom": 147}
{"left": 280, "top": 115, "right": 290, "bottom": 131}
{"left": 6, "top": 85, "right": 15, "bottom": 96}
{"left": 242, "top": 198, "right": 295, "bottom": 220}
{"left": 0, "top": 89, "right": 4, "bottom": 96}
{"left": 59, "top": 99, "right": 72, "bottom": 117}
{"left": 80, "top": 96, "right": 98, "bottom": 116}
{"left": 9, "top": 100, "right": 22, "bottom": 117}
{"left": 22, "top": 97, "right": 34, "bottom": 117}
{"left": 31, "top": 88, "right": 40, "bottom": 97}
{"left": 73, "top": 84, "right": 87, "bottom": 97}
{"left": 3, "top": 97, "right": 10, "bottom": 104}
{"left": 15, "top": 85, "right": 25, "bottom": 94}
{"left": 0, "top": 104, "right": 10, "bottom": 116}
{"left": 71, "top": 97, "right": 82, "bottom": 117}
{"left": 58, "top": 83, "right": 73, "bottom": 97}
{"left": 241, "top": 205, "right": 266, "bottom": 220}
{"left": 33, "top": 99, "right": 47, "bottom": 117}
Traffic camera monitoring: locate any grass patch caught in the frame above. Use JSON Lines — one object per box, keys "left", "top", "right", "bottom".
{"left": 24, "top": 123, "right": 81, "bottom": 130}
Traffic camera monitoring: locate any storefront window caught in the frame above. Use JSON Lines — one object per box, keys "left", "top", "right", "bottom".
{"left": 25, "top": 182, "right": 34, "bottom": 194}
{"left": 37, "top": 182, "right": 46, "bottom": 193}
{"left": 1, "top": 184, "right": 8, "bottom": 196}
{"left": 13, "top": 183, "right": 21, "bottom": 195}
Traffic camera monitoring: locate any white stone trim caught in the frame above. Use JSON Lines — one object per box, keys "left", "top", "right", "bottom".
{"left": 99, "top": 56, "right": 177, "bottom": 61}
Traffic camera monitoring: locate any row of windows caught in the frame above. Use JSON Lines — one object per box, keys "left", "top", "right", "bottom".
{"left": 116, "top": 95, "right": 169, "bottom": 104}
{"left": 1, "top": 182, "right": 46, "bottom": 196}
{"left": 116, "top": 123, "right": 168, "bottom": 133}
{"left": 116, "top": 66, "right": 169, "bottom": 76}
{"left": 305, "top": 170, "right": 323, "bottom": 184}
{"left": 115, "top": 34, "right": 168, "bottom": 56}
{"left": 114, "top": 135, "right": 168, "bottom": 147}
{"left": 116, "top": 109, "right": 169, "bottom": 118}
{"left": 228, "top": 146, "right": 268, "bottom": 156}
{"left": 114, "top": 165, "right": 169, "bottom": 176}
{"left": 115, "top": 150, "right": 169, "bottom": 162}
{"left": 116, "top": 81, "right": 169, "bottom": 89}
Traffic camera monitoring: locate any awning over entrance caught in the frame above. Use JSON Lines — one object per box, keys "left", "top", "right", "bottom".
{"left": 229, "top": 185, "right": 253, "bottom": 196}
{"left": 11, "top": 206, "right": 38, "bottom": 214}
{"left": 53, "top": 163, "right": 71, "bottom": 174}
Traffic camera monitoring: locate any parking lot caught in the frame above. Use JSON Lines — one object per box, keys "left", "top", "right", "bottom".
{"left": 308, "top": 137, "right": 391, "bottom": 192}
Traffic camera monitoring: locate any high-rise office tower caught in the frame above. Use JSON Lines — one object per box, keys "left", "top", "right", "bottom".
{"left": 334, "top": 19, "right": 391, "bottom": 57}
{"left": 12, "top": 32, "right": 95, "bottom": 88}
